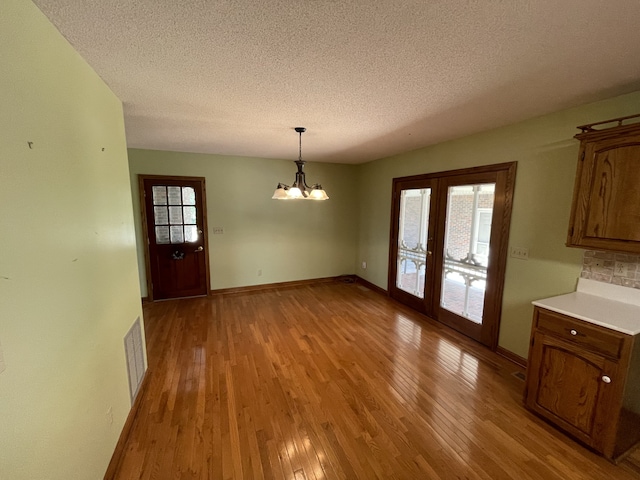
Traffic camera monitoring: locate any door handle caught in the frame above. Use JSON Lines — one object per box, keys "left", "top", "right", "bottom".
{"left": 195, "top": 246, "right": 204, "bottom": 252}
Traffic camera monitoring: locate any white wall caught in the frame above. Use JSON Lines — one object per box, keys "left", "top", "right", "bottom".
{"left": 0, "top": 1, "right": 145, "bottom": 478}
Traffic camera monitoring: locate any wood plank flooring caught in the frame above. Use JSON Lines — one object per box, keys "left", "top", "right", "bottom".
{"left": 111, "top": 282, "right": 640, "bottom": 479}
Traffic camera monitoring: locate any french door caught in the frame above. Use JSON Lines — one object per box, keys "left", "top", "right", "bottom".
{"left": 388, "top": 163, "right": 516, "bottom": 348}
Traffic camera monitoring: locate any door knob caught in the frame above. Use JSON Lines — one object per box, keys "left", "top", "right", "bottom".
{"left": 602, "top": 376, "right": 612, "bottom": 384}
{"left": 195, "top": 246, "right": 204, "bottom": 252}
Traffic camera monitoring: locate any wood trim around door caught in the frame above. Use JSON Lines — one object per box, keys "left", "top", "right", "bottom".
{"left": 483, "top": 163, "right": 517, "bottom": 349}
{"left": 138, "top": 175, "right": 211, "bottom": 302}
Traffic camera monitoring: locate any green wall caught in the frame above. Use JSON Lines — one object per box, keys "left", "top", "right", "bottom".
{"left": 5, "top": 1, "right": 639, "bottom": 476}
{"left": 356, "top": 90, "right": 640, "bottom": 357}
{"left": 128, "top": 149, "right": 358, "bottom": 294}
{"left": 0, "top": 1, "right": 144, "bottom": 478}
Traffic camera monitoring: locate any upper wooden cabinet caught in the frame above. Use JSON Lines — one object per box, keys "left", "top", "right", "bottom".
{"left": 567, "top": 114, "right": 640, "bottom": 253}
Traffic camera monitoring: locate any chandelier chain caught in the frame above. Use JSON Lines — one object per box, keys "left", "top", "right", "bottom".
{"left": 299, "top": 130, "right": 303, "bottom": 161}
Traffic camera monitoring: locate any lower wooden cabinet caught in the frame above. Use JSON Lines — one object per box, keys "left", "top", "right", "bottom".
{"left": 525, "top": 307, "right": 640, "bottom": 461}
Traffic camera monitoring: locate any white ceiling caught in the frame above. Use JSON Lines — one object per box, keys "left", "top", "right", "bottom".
{"left": 33, "top": 0, "right": 640, "bottom": 164}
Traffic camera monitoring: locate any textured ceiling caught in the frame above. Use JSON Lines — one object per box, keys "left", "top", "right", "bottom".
{"left": 33, "top": 0, "right": 640, "bottom": 164}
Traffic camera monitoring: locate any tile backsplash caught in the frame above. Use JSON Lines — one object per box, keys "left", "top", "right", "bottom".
{"left": 581, "top": 250, "right": 640, "bottom": 289}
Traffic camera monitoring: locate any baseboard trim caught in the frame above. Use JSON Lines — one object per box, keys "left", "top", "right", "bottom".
{"left": 496, "top": 346, "right": 527, "bottom": 368}
{"left": 209, "top": 276, "right": 347, "bottom": 296}
{"left": 354, "top": 275, "right": 389, "bottom": 296}
{"left": 103, "top": 369, "right": 151, "bottom": 480}
{"left": 145, "top": 275, "right": 387, "bottom": 299}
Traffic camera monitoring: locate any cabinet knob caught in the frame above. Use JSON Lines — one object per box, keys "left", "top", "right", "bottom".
{"left": 602, "top": 376, "right": 612, "bottom": 384}
{"left": 570, "top": 329, "right": 578, "bottom": 336}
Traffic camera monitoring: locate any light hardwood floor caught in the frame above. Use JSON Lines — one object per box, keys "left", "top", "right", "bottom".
{"left": 111, "top": 281, "right": 640, "bottom": 479}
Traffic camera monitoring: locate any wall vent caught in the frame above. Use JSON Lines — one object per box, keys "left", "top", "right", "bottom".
{"left": 124, "top": 317, "right": 146, "bottom": 403}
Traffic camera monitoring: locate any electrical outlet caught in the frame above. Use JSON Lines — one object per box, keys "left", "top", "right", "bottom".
{"left": 212, "top": 226, "right": 224, "bottom": 235}
{"left": 614, "top": 261, "right": 628, "bottom": 277}
{"left": 510, "top": 247, "right": 529, "bottom": 260}
{"left": 106, "top": 407, "right": 113, "bottom": 426}
{"left": 362, "top": 261, "right": 367, "bottom": 269}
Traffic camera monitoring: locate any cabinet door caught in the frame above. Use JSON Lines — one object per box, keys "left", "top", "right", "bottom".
{"left": 568, "top": 131, "right": 640, "bottom": 253}
{"left": 525, "top": 332, "right": 620, "bottom": 452}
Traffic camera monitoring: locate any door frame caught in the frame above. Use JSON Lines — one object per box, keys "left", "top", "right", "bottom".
{"left": 138, "top": 174, "right": 211, "bottom": 301}
{"left": 388, "top": 162, "right": 517, "bottom": 350}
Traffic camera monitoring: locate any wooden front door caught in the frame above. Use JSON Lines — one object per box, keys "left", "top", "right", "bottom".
{"left": 389, "top": 163, "right": 516, "bottom": 349}
{"left": 140, "top": 175, "right": 210, "bottom": 300}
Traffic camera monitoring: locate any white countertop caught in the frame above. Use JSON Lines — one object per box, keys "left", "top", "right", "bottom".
{"left": 532, "top": 278, "right": 640, "bottom": 336}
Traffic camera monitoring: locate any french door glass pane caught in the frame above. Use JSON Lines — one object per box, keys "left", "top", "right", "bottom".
{"left": 396, "top": 188, "right": 430, "bottom": 298}
{"left": 440, "top": 183, "right": 495, "bottom": 323}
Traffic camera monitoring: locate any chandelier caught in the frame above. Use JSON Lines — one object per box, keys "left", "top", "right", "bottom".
{"left": 272, "top": 127, "right": 329, "bottom": 200}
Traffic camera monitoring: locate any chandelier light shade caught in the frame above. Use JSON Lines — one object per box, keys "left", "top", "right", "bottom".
{"left": 272, "top": 127, "right": 329, "bottom": 201}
